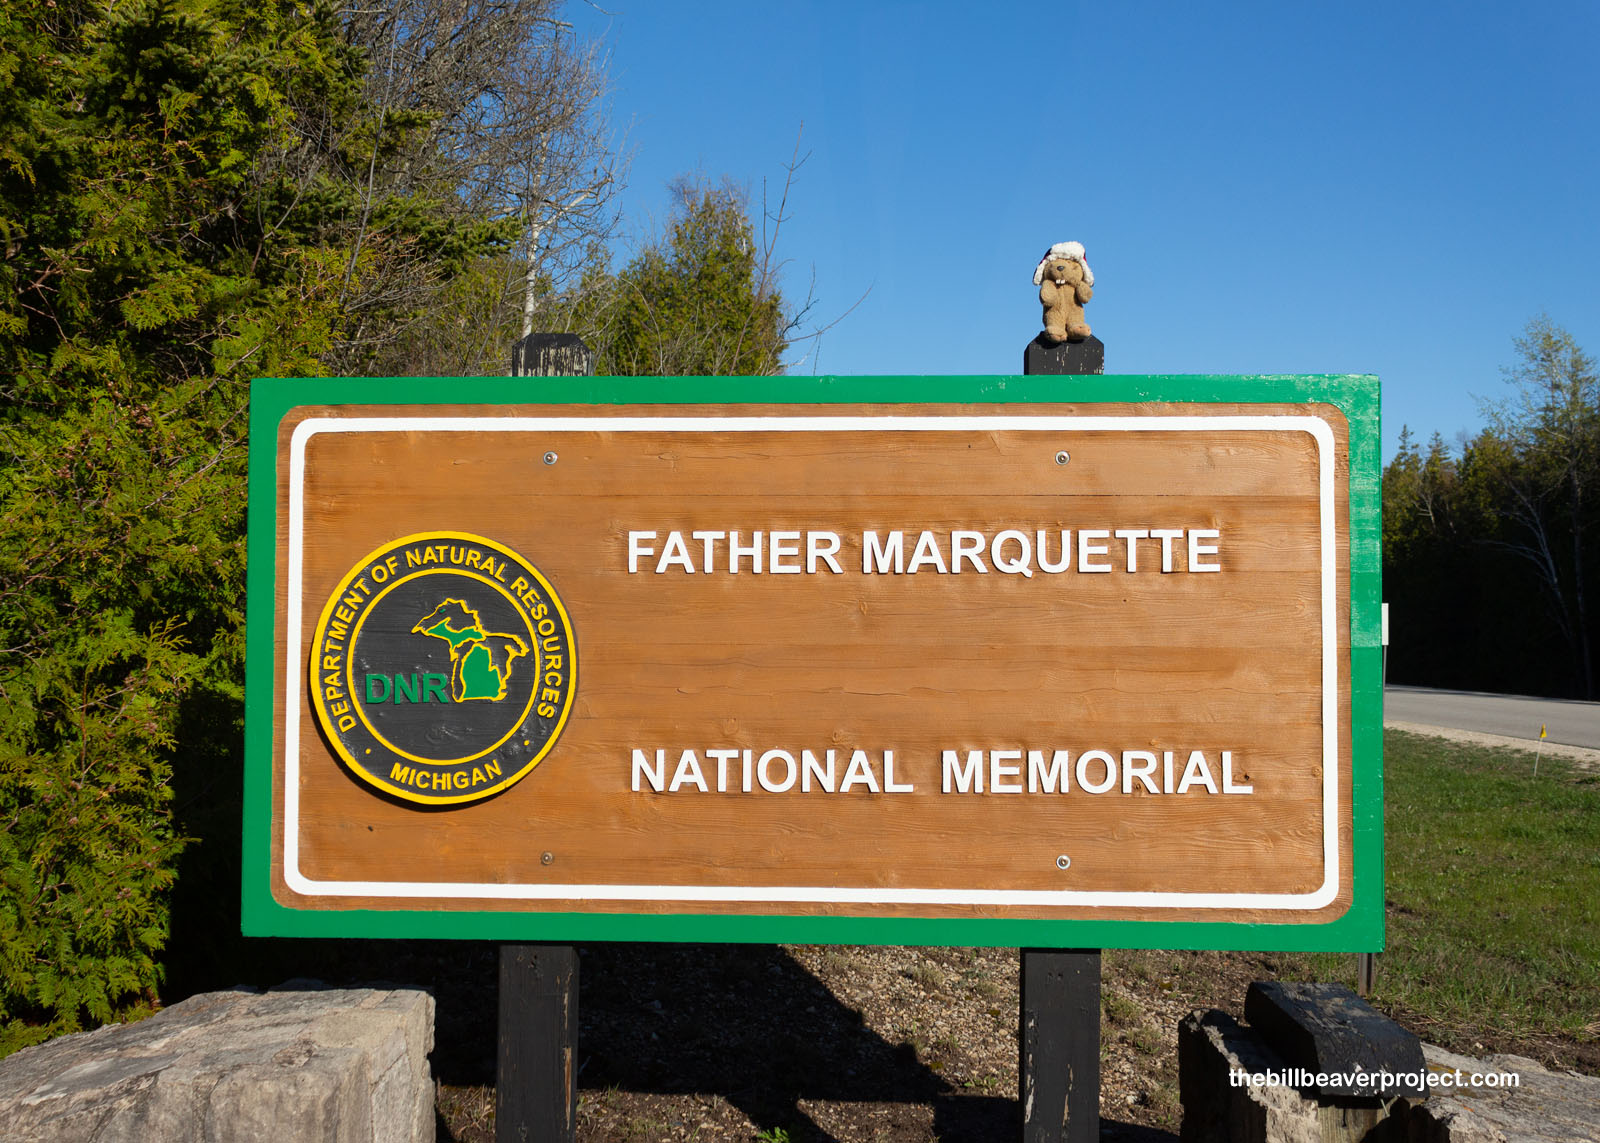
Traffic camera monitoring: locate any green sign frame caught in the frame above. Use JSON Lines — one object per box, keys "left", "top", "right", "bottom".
{"left": 244, "top": 373, "right": 1382, "bottom": 951}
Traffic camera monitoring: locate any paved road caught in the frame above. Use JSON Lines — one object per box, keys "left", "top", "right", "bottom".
{"left": 1385, "top": 685, "right": 1600, "bottom": 749}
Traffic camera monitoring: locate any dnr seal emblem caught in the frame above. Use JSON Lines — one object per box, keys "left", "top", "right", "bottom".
{"left": 309, "top": 532, "right": 576, "bottom": 806}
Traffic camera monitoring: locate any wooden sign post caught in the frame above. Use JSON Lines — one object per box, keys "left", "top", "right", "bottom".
{"left": 243, "top": 372, "right": 1383, "bottom": 1132}
{"left": 495, "top": 332, "right": 592, "bottom": 1143}
{"left": 1020, "top": 332, "right": 1104, "bottom": 1143}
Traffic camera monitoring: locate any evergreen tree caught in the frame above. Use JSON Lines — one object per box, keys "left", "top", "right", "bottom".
{"left": 1382, "top": 319, "right": 1600, "bottom": 698}
{"left": 593, "top": 181, "right": 791, "bottom": 377}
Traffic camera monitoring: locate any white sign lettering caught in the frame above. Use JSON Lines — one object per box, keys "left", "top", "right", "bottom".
{"left": 625, "top": 528, "right": 1223, "bottom": 576}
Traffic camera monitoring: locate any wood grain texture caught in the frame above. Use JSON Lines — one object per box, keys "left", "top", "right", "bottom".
{"left": 269, "top": 402, "right": 1354, "bottom": 925}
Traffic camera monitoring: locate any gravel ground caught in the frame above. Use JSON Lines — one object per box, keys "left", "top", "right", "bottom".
{"left": 428, "top": 943, "right": 1360, "bottom": 1143}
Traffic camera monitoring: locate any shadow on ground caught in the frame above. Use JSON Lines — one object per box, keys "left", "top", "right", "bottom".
{"left": 574, "top": 942, "right": 1168, "bottom": 1142}
{"left": 579, "top": 942, "right": 1003, "bottom": 1141}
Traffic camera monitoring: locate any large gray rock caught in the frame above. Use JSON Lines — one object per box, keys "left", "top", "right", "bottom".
{"left": 0, "top": 984, "right": 434, "bottom": 1142}
{"left": 1385, "top": 1043, "right": 1600, "bottom": 1143}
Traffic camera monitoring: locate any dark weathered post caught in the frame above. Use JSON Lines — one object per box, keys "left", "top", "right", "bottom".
{"left": 1020, "top": 325, "right": 1102, "bottom": 1143}
{"left": 497, "top": 331, "right": 593, "bottom": 1143}
{"left": 498, "top": 944, "right": 579, "bottom": 1143}
{"left": 1020, "top": 948, "right": 1100, "bottom": 1142}
{"left": 513, "top": 331, "right": 595, "bottom": 379}
{"left": 1022, "top": 333, "right": 1104, "bottom": 377}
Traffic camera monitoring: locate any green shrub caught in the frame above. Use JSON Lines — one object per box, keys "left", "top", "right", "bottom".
{"left": 0, "top": 398, "right": 230, "bottom": 1051}
{"left": 0, "top": 0, "right": 326, "bottom": 1050}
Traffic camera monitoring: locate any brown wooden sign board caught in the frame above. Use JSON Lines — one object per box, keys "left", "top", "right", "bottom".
{"left": 245, "top": 377, "right": 1381, "bottom": 948}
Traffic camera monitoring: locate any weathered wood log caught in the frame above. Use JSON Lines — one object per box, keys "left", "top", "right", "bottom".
{"left": 1245, "top": 981, "right": 1426, "bottom": 1098}
{"left": 1179, "top": 1008, "right": 1394, "bottom": 1143}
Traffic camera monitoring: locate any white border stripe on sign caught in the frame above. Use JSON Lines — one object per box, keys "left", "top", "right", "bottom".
{"left": 284, "top": 415, "right": 1340, "bottom": 909}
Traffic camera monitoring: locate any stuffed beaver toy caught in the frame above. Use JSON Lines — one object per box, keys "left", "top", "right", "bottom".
{"left": 1032, "top": 240, "right": 1094, "bottom": 343}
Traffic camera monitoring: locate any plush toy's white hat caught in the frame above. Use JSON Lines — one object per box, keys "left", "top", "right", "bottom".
{"left": 1032, "top": 240, "right": 1093, "bottom": 287}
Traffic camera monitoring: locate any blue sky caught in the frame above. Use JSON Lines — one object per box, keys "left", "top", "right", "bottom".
{"left": 571, "top": 2, "right": 1600, "bottom": 460}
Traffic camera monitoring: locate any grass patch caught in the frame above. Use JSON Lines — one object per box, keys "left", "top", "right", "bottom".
{"left": 904, "top": 960, "right": 949, "bottom": 992}
{"left": 1296, "top": 730, "right": 1600, "bottom": 1047}
{"left": 1103, "top": 991, "right": 1143, "bottom": 1028}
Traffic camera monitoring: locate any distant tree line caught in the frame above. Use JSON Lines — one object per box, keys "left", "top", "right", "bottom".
{"left": 0, "top": 0, "right": 805, "bottom": 1052}
{"left": 1384, "top": 318, "right": 1600, "bottom": 699}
